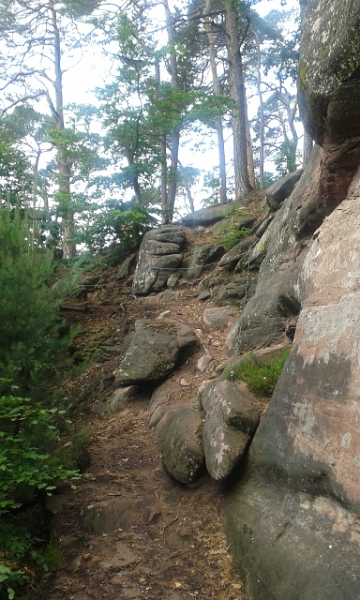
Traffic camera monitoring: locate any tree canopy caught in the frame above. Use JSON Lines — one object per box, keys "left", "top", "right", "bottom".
{"left": 0, "top": 0, "right": 301, "bottom": 252}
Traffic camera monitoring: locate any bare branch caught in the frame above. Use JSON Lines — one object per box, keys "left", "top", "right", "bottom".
{"left": 1, "top": 91, "right": 46, "bottom": 114}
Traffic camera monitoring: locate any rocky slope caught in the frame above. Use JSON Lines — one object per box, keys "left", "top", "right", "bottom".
{"left": 38, "top": 1, "right": 360, "bottom": 598}
{"left": 38, "top": 206, "right": 268, "bottom": 600}
{"left": 223, "top": 2, "right": 360, "bottom": 599}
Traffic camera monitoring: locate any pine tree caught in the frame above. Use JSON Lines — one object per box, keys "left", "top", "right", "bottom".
{"left": 0, "top": 207, "right": 72, "bottom": 395}
{"left": 0, "top": 0, "right": 100, "bottom": 257}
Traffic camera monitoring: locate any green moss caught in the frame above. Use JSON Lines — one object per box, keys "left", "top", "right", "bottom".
{"left": 195, "top": 420, "right": 204, "bottom": 439}
{"left": 222, "top": 347, "right": 290, "bottom": 397}
{"left": 299, "top": 64, "right": 308, "bottom": 89}
{"left": 216, "top": 204, "right": 253, "bottom": 249}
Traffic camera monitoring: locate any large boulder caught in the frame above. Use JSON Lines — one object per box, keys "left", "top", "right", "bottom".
{"left": 265, "top": 169, "right": 303, "bottom": 211}
{"left": 185, "top": 243, "right": 225, "bottom": 280}
{"left": 148, "top": 379, "right": 181, "bottom": 442}
{"left": 201, "top": 380, "right": 261, "bottom": 480}
{"left": 216, "top": 281, "right": 248, "bottom": 302}
{"left": 161, "top": 405, "right": 205, "bottom": 484}
{"left": 132, "top": 225, "right": 184, "bottom": 295}
{"left": 203, "top": 306, "right": 238, "bottom": 329}
{"left": 181, "top": 203, "right": 231, "bottom": 227}
{"left": 217, "top": 237, "right": 254, "bottom": 271}
{"left": 113, "top": 319, "right": 179, "bottom": 384}
{"left": 113, "top": 318, "right": 197, "bottom": 385}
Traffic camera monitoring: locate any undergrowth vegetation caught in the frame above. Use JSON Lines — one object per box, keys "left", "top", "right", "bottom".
{"left": 217, "top": 205, "right": 252, "bottom": 249}
{"left": 0, "top": 388, "right": 82, "bottom": 599}
{"left": 217, "top": 222, "right": 250, "bottom": 249}
{"left": 0, "top": 209, "right": 86, "bottom": 599}
{"left": 0, "top": 526, "right": 61, "bottom": 600}
{"left": 222, "top": 347, "right": 290, "bottom": 396}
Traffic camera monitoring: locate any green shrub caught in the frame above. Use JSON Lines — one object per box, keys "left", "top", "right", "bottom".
{"left": 0, "top": 393, "right": 80, "bottom": 512}
{"left": 0, "top": 207, "right": 76, "bottom": 395}
{"left": 0, "top": 390, "right": 80, "bottom": 599}
{"left": 79, "top": 202, "right": 158, "bottom": 253}
{"left": 0, "top": 524, "right": 62, "bottom": 600}
{"left": 223, "top": 347, "right": 290, "bottom": 396}
{"left": 217, "top": 223, "right": 250, "bottom": 249}
{"left": 216, "top": 205, "right": 251, "bottom": 250}
{"left": 0, "top": 209, "right": 84, "bottom": 599}
{"left": 0, "top": 562, "right": 27, "bottom": 600}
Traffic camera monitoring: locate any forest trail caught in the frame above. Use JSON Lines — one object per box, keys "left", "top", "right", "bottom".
{"left": 37, "top": 262, "right": 249, "bottom": 600}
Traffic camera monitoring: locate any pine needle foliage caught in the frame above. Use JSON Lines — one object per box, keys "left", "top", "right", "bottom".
{"left": 0, "top": 207, "right": 73, "bottom": 394}
{"left": 0, "top": 208, "right": 82, "bottom": 599}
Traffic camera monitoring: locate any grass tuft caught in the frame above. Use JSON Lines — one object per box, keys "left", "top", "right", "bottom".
{"left": 222, "top": 347, "right": 290, "bottom": 396}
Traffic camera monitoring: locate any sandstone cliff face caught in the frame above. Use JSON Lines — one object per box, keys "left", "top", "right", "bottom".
{"left": 298, "top": 0, "right": 360, "bottom": 233}
{"left": 223, "top": 2, "right": 360, "bottom": 599}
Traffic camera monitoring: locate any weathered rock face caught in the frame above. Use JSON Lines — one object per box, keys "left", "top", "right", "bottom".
{"left": 286, "top": 176, "right": 360, "bottom": 510}
{"left": 265, "top": 168, "right": 303, "bottom": 211}
{"left": 181, "top": 203, "right": 231, "bottom": 227}
{"left": 298, "top": 0, "right": 360, "bottom": 234}
{"left": 224, "top": 180, "right": 360, "bottom": 597}
{"left": 299, "top": 0, "right": 360, "bottom": 144}
{"left": 201, "top": 380, "right": 261, "bottom": 481}
{"left": 113, "top": 320, "right": 179, "bottom": 384}
{"left": 224, "top": 2, "right": 360, "bottom": 598}
{"left": 115, "top": 254, "right": 136, "bottom": 281}
{"left": 132, "top": 225, "right": 184, "bottom": 295}
{"left": 227, "top": 157, "right": 316, "bottom": 354}
{"left": 161, "top": 405, "right": 205, "bottom": 484}
{"left": 185, "top": 243, "right": 225, "bottom": 280}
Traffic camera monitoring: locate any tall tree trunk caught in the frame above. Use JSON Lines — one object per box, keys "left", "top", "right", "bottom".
{"left": 163, "top": 0, "right": 180, "bottom": 223}
{"left": 154, "top": 58, "right": 168, "bottom": 213}
{"left": 130, "top": 71, "right": 143, "bottom": 205}
{"left": 225, "top": 1, "right": 252, "bottom": 201}
{"left": 123, "top": 148, "right": 142, "bottom": 205}
{"left": 49, "top": 1, "right": 76, "bottom": 259}
{"left": 166, "top": 130, "right": 180, "bottom": 222}
{"left": 178, "top": 160, "right": 195, "bottom": 213}
{"left": 244, "top": 87, "right": 256, "bottom": 188}
{"left": 252, "top": 25, "right": 265, "bottom": 188}
{"left": 32, "top": 148, "right": 41, "bottom": 215}
{"left": 204, "top": 0, "right": 227, "bottom": 204}
{"left": 132, "top": 177, "right": 142, "bottom": 205}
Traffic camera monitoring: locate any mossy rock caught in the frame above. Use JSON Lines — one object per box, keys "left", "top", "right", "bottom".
{"left": 298, "top": 0, "right": 360, "bottom": 142}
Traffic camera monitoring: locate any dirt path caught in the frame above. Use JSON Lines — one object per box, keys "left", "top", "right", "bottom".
{"left": 37, "top": 272, "right": 248, "bottom": 600}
